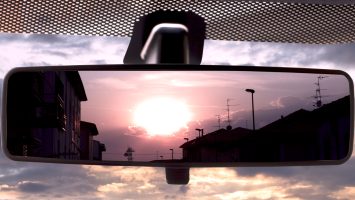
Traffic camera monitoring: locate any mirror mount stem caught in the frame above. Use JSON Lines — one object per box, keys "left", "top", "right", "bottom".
{"left": 124, "top": 11, "right": 206, "bottom": 184}
{"left": 123, "top": 11, "right": 205, "bottom": 65}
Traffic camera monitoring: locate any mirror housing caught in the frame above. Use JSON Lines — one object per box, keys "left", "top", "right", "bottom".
{"left": 2, "top": 64, "right": 354, "bottom": 168}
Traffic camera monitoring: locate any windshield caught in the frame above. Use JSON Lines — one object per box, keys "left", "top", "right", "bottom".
{"left": 1, "top": 33, "right": 355, "bottom": 199}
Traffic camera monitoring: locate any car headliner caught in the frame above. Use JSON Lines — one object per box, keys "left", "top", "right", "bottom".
{"left": 1, "top": 0, "right": 355, "bottom": 44}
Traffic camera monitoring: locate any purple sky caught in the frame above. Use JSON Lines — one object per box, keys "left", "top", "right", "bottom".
{"left": 1, "top": 33, "right": 355, "bottom": 199}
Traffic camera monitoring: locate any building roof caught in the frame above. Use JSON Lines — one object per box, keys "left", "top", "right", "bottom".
{"left": 66, "top": 71, "right": 87, "bottom": 101}
{"left": 259, "top": 109, "right": 311, "bottom": 132}
{"left": 80, "top": 121, "right": 99, "bottom": 136}
{"left": 180, "top": 95, "right": 350, "bottom": 150}
{"left": 180, "top": 127, "right": 251, "bottom": 149}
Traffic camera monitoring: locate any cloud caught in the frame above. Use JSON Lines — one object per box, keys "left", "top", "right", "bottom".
{"left": 1, "top": 33, "right": 355, "bottom": 200}
{"left": 25, "top": 34, "right": 67, "bottom": 44}
{"left": 0, "top": 159, "right": 101, "bottom": 199}
{"left": 36, "top": 50, "right": 70, "bottom": 58}
{"left": 17, "top": 181, "right": 50, "bottom": 193}
{"left": 203, "top": 40, "right": 355, "bottom": 70}
{"left": 93, "top": 77, "right": 136, "bottom": 90}
{"left": 91, "top": 59, "right": 107, "bottom": 65}
{"left": 169, "top": 78, "right": 236, "bottom": 88}
{"left": 270, "top": 96, "right": 305, "bottom": 108}
{"left": 330, "top": 186, "right": 355, "bottom": 199}
{"left": 0, "top": 33, "right": 129, "bottom": 79}
{"left": 299, "top": 44, "right": 355, "bottom": 68}
{"left": 83, "top": 166, "right": 169, "bottom": 199}
{"left": 236, "top": 157, "right": 355, "bottom": 191}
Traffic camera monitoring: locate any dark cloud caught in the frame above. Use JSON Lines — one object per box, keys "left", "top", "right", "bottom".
{"left": 91, "top": 59, "right": 107, "bottom": 65}
{"left": 55, "top": 40, "right": 91, "bottom": 50}
{"left": 18, "top": 182, "right": 50, "bottom": 193}
{"left": 0, "top": 33, "right": 28, "bottom": 43}
{"left": 300, "top": 44, "right": 355, "bottom": 68}
{"left": 26, "top": 34, "right": 66, "bottom": 44}
{"left": 164, "top": 194, "right": 177, "bottom": 199}
{"left": 0, "top": 33, "right": 67, "bottom": 45}
{"left": 257, "top": 43, "right": 324, "bottom": 67}
{"left": 38, "top": 50, "right": 69, "bottom": 58}
{"left": 0, "top": 33, "right": 92, "bottom": 50}
{"left": 21, "top": 62, "right": 52, "bottom": 67}
{"left": 253, "top": 42, "right": 355, "bottom": 69}
{"left": 214, "top": 41, "right": 355, "bottom": 70}
{"left": 179, "top": 185, "right": 189, "bottom": 194}
{"left": 0, "top": 161, "right": 101, "bottom": 198}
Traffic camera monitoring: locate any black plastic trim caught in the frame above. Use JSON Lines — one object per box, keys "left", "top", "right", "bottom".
{"left": 2, "top": 64, "right": 354, "bottom": 168}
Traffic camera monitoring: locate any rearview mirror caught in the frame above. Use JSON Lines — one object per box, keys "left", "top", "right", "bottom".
{"left": 2, "top": 65, "right": 354, "bottom": 167}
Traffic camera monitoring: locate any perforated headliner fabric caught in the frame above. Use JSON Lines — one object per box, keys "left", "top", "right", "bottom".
{"left": 1, "top": 0, "right": 355, "bottom": 44}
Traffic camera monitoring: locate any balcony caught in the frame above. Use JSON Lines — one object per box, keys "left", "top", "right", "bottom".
{"left": 33, "top": 94, "right": 66, "bottom": 130}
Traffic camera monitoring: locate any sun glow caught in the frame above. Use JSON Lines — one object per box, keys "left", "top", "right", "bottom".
{"left": 133, "top": 97, "right": 192, "bottom": 136}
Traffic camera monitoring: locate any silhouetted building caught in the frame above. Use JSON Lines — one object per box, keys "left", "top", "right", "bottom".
{"left": 92, "top": 140, "right": 106, "bottom": 160}
{"left": 180, "top": 127, "right": 251, "bottom": 162}
{"left": 256, "top": 95, "right": 350, "bottom": 161}
{"left": 80, "top": 121, "right": 98, "bottom": 160}
{"left": 180, "top": 96, "right": 350, "bottom": 162}
{"left": 7, "top": 71, "right": 106, "bottom": 160}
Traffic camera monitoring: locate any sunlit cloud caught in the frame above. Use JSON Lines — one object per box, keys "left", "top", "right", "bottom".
{"left": 330, "top": 186, "right": 355, "bottom": 199}
{"left": 81, "top": 164, "right": 355, "bottom": 200}
{"left": 83, "top": 166, "right": 165, "bottom": 199}
{"left": 97, "top": 182, "right": 128, "bottom": 193}
{"left": 270, "top": 96, "right": 304, "bottom": 108}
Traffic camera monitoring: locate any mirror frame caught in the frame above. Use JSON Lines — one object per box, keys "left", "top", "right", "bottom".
{"left": 2, "top": 64, "right": 354, "bottom": 167}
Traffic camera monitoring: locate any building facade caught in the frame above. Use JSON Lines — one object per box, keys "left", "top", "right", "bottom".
{"left": 7, "top": 71, "right": 105, "bottom": 161}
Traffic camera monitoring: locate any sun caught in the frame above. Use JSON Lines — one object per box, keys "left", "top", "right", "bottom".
{"left": 133, "top": 97, "right": 192, "bottom": 136}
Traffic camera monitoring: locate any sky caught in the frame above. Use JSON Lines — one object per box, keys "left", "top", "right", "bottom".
{"left": 79, "top": 70, "right": 349, "bottom": 161}
{"left": 1, "top": 33, "right": 355, "bottom": 199}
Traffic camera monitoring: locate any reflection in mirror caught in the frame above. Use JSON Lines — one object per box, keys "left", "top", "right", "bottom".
{"left": 6, "top": 70, "right": 351, "bottom": 163}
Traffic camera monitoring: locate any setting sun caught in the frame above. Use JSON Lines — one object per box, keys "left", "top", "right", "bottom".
{"left": 133, "top": 97, "right": 192, "bottom": 136}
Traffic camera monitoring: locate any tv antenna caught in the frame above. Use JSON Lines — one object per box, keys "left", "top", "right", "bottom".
{"left": 214, "top": 114, "right": 221, "bottom": 130}
{"left": 313, "top": 75, "right": 328, "bottom": 108}
{"left": 225, "top": 98, "right": 238, "bottom": 130}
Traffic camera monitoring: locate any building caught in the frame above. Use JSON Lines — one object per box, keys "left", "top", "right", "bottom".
{"left": 7, "top": 71, "right": 106, "bottom": 161}
{"left": 180, "top": 96, "right": 350, "bottom": 162}
{"left": 92, "top": 140, "right": 106, "bottom": 161}
{"left": 80, "top": 121, "right": 106, "bottom": 160}
{"left": 180, "top": 127, "right": 251, "bottom": 162}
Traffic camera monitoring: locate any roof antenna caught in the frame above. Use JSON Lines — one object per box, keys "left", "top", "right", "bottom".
{"left": 215, "top": 114, "right": 221, "bottom": 130}
{"left": 226, "top": 98, "right": 238, "bottom": 131}
{"left": 313, "top": 75, "right": 328, "bottom": 108}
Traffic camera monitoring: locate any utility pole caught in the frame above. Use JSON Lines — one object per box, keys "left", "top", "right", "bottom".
{"left": 169, "top": 148, "right": 174, "bottom": 160}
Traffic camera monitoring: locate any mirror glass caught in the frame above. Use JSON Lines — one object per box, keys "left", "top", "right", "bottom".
{"left": 6, "top": 70, "right": 352, "bottom": 163}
